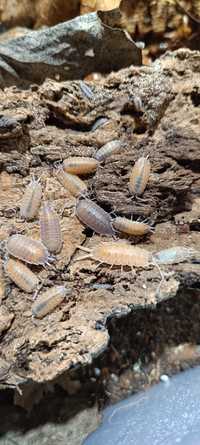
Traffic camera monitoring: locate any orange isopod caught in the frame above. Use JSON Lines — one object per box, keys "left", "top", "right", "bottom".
{"left": 32, "top": 286, "right": 68, "bottom": 318}
{"left": 129, "top": 156, "right": 151, "bottom": 196}
{"left": 63, "top": 157, "right": 99, "bottom": 175}
{"left": 40, "top": 201, "right": 62, "bottom": 253}
{"left": 20, "top": 178, "right": 42, "bottom": 220}
{"left": 77, "top": 241, "right": 152, "bottom": 268}
{"left": 5, "top": 258, "right": 39, "bottom": 293}
{"left": 113, "top": 217, "right": 152, "bottom": 236}
{"left": 7, "top": 235, "right": 51, "bottom": 266}
{"left": 55, "top": 168, "right": 87, "bottom": 197}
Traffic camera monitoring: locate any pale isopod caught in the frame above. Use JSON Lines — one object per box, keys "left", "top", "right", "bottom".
{"left": 20, "top": 178, "right": 42, "bottom": 220}
{"left": 95, "top": 140, "right": 122, "bottom": 162}
{"left": 80, "top": 81, "right": 93, "bottom": 99}
{"left": 55, "top": 168, "right": 87, "bottom": 197}
{"left": 129, "top": 156, "right": 151, "bottom": 196}
{"left": 113, "top": 216, "right": 152, "bottom": 236}
{"left": 40, "top": 201, "right": 62, "bottom": 253}
{"left": 7, "top": 235, "right": 51, "bottom": 266}
{"left": 153, "top": 246, "right": 198, "bottom": 265}
{"left": 63, "top": 157, "right": 99, "bottom": 175}
{"left": 91, "top": 117, "right": 109, "bottom": 132}
{"left": 5, "top": 258, "right": 39, "bottom": 293}
{"left": 32, "top": 286, "right": 68, "bottom": 318}
{"left": 77, "top": 241, "right": 152, "bottom": 268}
{"left": 76, "top": 198, "right": 115, "bottom": 237}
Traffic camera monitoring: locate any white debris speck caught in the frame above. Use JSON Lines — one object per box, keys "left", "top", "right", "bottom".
{"left": 85, "top": 48, "right": 95, "bottom": 57}
{"left": 160, "top": 374, "right": 170, "bottom": 383}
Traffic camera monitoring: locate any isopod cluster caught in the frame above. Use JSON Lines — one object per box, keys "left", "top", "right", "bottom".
{"left": 2, "top": 176, "right": 70, "bottom": 319}
{"left": 1, "top": 111, "right": 198, "bottom": 321}
{"left": 51, "top": 146, "right": 198, "bottom": 279}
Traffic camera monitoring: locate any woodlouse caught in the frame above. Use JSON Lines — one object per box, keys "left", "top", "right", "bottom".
{"left": 153, "top": 246, "right": 198, "bottom": 265}
{"left": 55, "top": 168, "right": 87, "bottom": 197}
{"left": 20, "top": 178, "right": 42, "bottom": 220}
{"left": 32, "top": 286, "right": 68, "bottom": 318}
{"left": 40, "top": 201, "right": 62, "bottom": 253}
{"left": 63, "top": 157, "right": 99, "bottom": 176}
{"left": 129, "top": 156, "right": 151, "bottom": 196}
{"left": 77, "top": 241, "right": 152, "bottom": 268}
{"left": 113, "top": 217, "right": 152, "bottom": 236}
{"left": 80, "top": 81, "right": 93, "bottom": 99}
{"left": 76, "top": 198, "right": 115, "bottom": 237}
{"left": 95, "top": 140, "right": 122, "bottom": 162}
{"left": 91, "top": 117, "right": 109, "bottom": 132}
{"left": 5, "top": 258, "right": 39, "bottom": 293}
{"left": 7, "top": 235, "right": 51, "bottom": 266}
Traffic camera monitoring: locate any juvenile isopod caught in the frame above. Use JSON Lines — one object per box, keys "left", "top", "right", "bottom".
{"left": 153, "top": 246, "right": 198, "bottom": 265}
{"left": 32, "top": 286, "right": 68, "bottom": 318}
{"left": 91, "top": 117, "right": 109, "bottom": 132}
{"left": 55, "top": 168, "right": 87, "bottom": 197}
{"left": 80, "top": 81, "right": 93, "bottom": 99}
{"left": 63, "top": 157, "right": 99, "bottom": 175}
{"left": 76, "top": 198, "right": 115, "bottom": 237}
{"left": 94, "top": 140, "right": 122, "bottom": 162}
{"left": 77, "top": 241, "right": 152, "bottom": 268}
{"left": 129, "top": 156, "right": 151, "bottom": 196}
{"left": 7, "top": 235, "right": 51, "bottom": 266}
{"left": 40, "top": 201, "right": 62, "bottom": 253}
{"left": 113, "top": 216, "right": 152, "bottom": 236}
{"left": 5, "top": 258, "right": 39, "bottom": 293}
{"left": 20, "top": 177, "right": 42, "bottom": 220}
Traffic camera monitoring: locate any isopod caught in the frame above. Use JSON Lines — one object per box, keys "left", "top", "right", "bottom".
{"left": 80, "top": 81, "right": 93, "bottom": 99}
{"left": 76, "top": 198, "right": 115, "bottom": 237}
{"left": 77, "top": 241, "right": 152, "bottom": 268}
{"left": 91, "top": 117, "right": 109, "bottom": 132}
{"left": 113, "top": 216, "right": 152, "bottom": 236}
{"left": 5, "top": 258, "right": 39, "bottom": 293}
{"left": 95, "top": 140, "right": 122, "bottom": 162}
{"left": 32, "top": 286, "right": 68, "bottom": 318}
{"left": 55, "top": 168, "right": 87, "bottom": 197}
{"left": 7, "top": 235, "right": 51, "bottom": 266}
{"left": 63, "top": 157, "right": 99, "bottom": 175}
{"left": 40, "top": 201, "right": 62, "bottom": 253}
{"left": 153, "top": 246, "right": 198, "bottom": 265}
{"left": 20, "top": 177, "right": 42, "bottom": 220}
{"left": 129, "top": 156, "right": 151, "bottom": 196}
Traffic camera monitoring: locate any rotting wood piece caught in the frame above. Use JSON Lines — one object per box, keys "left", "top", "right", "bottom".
{"left": 0, "top": 50, "right": 199, "bottom": 391}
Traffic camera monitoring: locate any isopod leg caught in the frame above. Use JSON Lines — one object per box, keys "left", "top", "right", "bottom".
{"left": 74, "top": 254, "right": 92, "bottom": 262}
{"left": 151, "top": 258, "right": 166, "bottom": 297}
{"left": 33, "top": 281, "right": 44, "bottom": 300}
{"left": 53, "top": 158, "right": 63, "bottom": 169}
{"left": 131, "top": 266, "right": 135, "bottom": 275}
{"left": 152, "top": 258, "right": 165, "bottom": 281}
{"left": 95, "top": 262, "right": 104, "bottom": 270}
{"left": 77, "top": 245, "right": 91, "bottom": 253}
